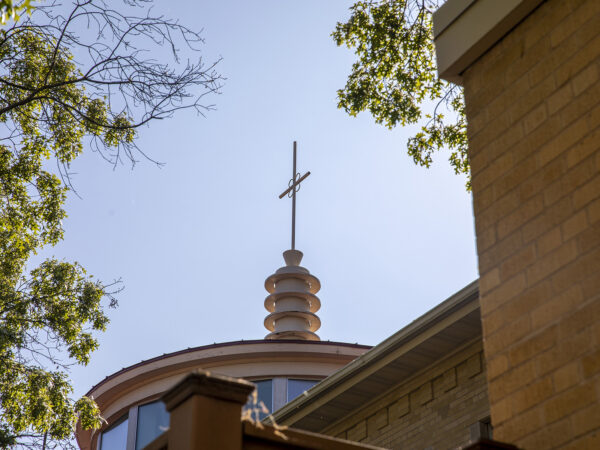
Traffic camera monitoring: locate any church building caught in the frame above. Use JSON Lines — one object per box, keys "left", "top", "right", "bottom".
{"left": 78, "top": 0, "right": 600, "bottom": 448}
{"left": 78, "top": 142, "right": 490, "bottom": 450}
{"left": 77, "top": 248, "right": 487, "bottom": 450}
{"left": 76, "top": 248, "right": 371, "bottom": 449}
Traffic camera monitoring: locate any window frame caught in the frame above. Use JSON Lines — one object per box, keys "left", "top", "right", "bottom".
{"left": 245, "top": 378, "right": 274, "bottom": 420}
{"left": 134, "top": 399, "right": 171, "bottom": 450}
{"left": 97, "top": 399, "right": 168, "bottom": 450}
{"left": 98, "top": 413, "right": 129, "bottom": 450}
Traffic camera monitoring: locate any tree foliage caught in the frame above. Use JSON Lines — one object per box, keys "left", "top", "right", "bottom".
{"left": 333, "top": 0, "right": 470, "bottom": 189}
{"left": 0, "top": 1, "right": 34, "bottom": 25}
{"left": 0, "top": 0, "right": 222, "bottom": 447}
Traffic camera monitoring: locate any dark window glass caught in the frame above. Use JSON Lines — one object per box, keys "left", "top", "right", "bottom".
{"left": 255, "top": 379, "right": 273, "bottom": 412}
{"left": 136, "top": 401, "right": 170, "bottom": 450}
{"left": 287, "top": 379, "right": 318, "bottom": 402}
{"left": 244, "top": 379, "right": 272, "bottom": 420}
{"left": 100, "top": 416, "right": 128, "bottom": 450}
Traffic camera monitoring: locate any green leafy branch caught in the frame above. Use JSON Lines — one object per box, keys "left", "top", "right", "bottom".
{"left": 0, "top": 1, "right": 222, "bottom": 447}
{"left": 333, "top": 0, "right": 470, "bottom": 189}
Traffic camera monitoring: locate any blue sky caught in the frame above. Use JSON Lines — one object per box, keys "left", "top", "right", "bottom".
{"left": 48, "top": 1, "right": 478, "bottom": 397}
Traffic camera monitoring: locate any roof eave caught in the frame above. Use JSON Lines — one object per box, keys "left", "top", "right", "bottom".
{"left": 269, "top": 280, "right": 480, "bottom": 427}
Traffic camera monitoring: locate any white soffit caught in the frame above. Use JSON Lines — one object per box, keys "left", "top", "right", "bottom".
{"left": 433, "top": 0, "right": 544, "bottom": 84}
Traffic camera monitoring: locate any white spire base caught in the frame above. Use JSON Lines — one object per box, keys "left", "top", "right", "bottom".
{"left": 264, "top": 250, "right": 321, "bottom": 341}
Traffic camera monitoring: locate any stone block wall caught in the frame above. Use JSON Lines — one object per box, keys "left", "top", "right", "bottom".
{"left": 324, "top": 341, "right": 490, "bottom": 449}
{"left": 462, "top": 0, "right": 600, "bottom": 448}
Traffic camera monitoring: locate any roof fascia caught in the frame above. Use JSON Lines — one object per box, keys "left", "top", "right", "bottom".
{"left": 270, "top": 280, "right": 479, "bottom": 425}
{"left": 433, "top": 0, "right": 545, "bottom": 84}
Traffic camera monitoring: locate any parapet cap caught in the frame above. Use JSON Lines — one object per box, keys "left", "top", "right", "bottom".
{"left": 433, "top": 0, "right": 544, "bottom": 84}
{"left": 162, "top": 370, "right": 254, "bottom": 412}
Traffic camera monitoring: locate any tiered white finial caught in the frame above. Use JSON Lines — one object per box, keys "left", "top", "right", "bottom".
{"left": 264, "top": 249, "right": 321, "bottom": 340}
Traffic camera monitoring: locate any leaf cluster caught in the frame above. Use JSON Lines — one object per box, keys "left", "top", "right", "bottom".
{"left": 333, "top": 0, "right": 470, "bottom": 189}
{"left": 0, "top": 1, "right": 34, "bottom": 25}
{"left": 0, "top": 0, "right": 222, "bottom": 447}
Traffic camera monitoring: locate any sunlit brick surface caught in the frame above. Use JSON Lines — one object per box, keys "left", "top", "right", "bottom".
{"left": 463, "top": 0, "right": 600, "bottom": 447}
{"left": 325, "top": 342, "right": 490, "bottom": 449}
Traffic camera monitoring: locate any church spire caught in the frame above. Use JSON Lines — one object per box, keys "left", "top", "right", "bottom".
{"left": 264, "top": 249, "right": 321, "bottom": 340}
{"left": 263, "top": 142, "right": 321, "bottom": 340}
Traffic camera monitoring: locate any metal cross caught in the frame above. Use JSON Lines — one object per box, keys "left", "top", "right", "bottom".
{"left": 278, "top": 141, "right": 311, "bottom": 250}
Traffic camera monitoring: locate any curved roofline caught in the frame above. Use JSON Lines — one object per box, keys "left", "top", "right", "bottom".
{"left": 87, "top": 339, "right": 371, "bottom": 395}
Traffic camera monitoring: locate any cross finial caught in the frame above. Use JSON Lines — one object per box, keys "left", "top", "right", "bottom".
{"left": 278, "top": 141, "right": 310, "bottom": 250}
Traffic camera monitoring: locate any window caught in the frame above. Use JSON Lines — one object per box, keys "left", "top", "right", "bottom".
{"left": 287, "top": 379, "right": 318, "bottom": 402}
{"left": 99, "top": 415, "right": 128, "bottom": 450}
{"left": 254, "top": 379, "right": 273, "bottom": 412}
{"left": 136, "top": 400, "right": 170, "bottom": 450}
{"left": 244, "top": 379, "right": 273, "bottom": 420}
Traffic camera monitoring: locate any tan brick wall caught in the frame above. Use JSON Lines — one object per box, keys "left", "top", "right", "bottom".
{"left": 323, "top": 340, "right": 489, "bottom": 450}
{"left": 462, "top": 0, "right": 600, "bottom": 448}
